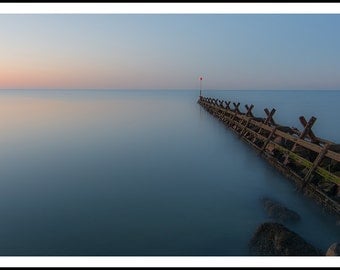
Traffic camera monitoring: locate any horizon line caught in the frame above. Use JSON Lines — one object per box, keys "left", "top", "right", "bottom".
{"left": 0, "top": 88, "right": 339, "bottom": 91}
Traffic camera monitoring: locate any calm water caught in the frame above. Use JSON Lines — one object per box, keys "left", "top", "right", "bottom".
{"left": 0, "top": 89, "right": 338, "bottom": 256}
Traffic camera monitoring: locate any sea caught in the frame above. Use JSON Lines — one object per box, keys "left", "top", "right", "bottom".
{"left": 0, "top": 89, "right": 338, "bottom": 256}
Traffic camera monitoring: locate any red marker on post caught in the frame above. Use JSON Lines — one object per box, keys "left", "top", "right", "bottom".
{"left": 199, "top": 76, "right": 203, "bottom": 97}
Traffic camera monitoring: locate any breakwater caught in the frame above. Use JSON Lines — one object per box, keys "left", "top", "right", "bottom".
{"left": 198, "top": 95, "right": 340, "bottom": 218}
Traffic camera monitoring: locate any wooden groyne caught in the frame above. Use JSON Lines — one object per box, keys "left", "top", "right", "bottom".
{"left": 198, "top": 95, "right": 340, "bottom": 218}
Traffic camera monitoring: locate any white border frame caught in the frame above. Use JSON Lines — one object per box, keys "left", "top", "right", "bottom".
{"left": 0, "top": 2, "right": 339, "bottom": 267}
{"left": 0, "top": 3, "right": 340, "bottom": 14}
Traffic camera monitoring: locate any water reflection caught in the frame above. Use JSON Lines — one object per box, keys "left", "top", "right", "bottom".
{"left": 0, "top": 90, "right": 338, "bottom": 255}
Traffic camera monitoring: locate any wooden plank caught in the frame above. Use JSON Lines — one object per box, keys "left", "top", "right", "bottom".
{"left": 303, "top": 143, "right": 330, "bottom": 186}
{"left": 239, "top": 118, "right": 251, "bottom": 135}
{"left": 324, "top": 151, "right": 340, "bottom": 162}
{"left": 283, "top": 116, "right": 317, "bottom": 164}
{"left": 240, "top": 125, "right": 268, "bottom": 142}
{"left": 315, "top": 167, "right": 340, "bottom": 184}
{"left": 272, "top": 143, "right": 313, "bottom": 167}
{"left": 261, "top": 126, "right": 277, "bottom": 152}
{"left": 274, "top": 130, "right": 340, "bottom": 162}
{"left": 272, "top": 143, "right": 340, "bottom": 184}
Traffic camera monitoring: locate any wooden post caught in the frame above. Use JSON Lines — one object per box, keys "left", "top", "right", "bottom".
{"left": 298, "top": 116, "right": 317, "bottom": 141}
{"left": 261, "top": 126, "right": 278, "bottom": 152}
{"left": 239, "top": 116, "right": 253, "bottom": 137}
{"left": 230, "top": 103, "right": 240, "bottom": 126}
{"left": 223, "top": 101, "right": 232, "bottom": 124}
{"left": 199, "top": 76, "right": 202, "bottom": 97}
{"left": 301, "top": 143, "right": 330, "bottom": 190}
{"left": 224, "top": 101, "right": 231, "bottom": 110}
{"left": 264, "top": 108, "right": 276, "bottom": 125}
{"left": 245, "top": 104, "right": 254, "bottom": 117}
{"left": 230, "top": 102, "right": 240, "bottom": 122}
{"left": 299, "top": 116, "right": 319, "bottom": 144}
{"left": 283, "top": 116, "right": 317, "bottom": 165}
{"left": 233, "top": 102, "right": 241, "bottom": 114}
{"left": 238, "top": 105, "right": 254, "bottom": 136}
{"left": 253, "top": 108, "right": 276, "bottom": 143}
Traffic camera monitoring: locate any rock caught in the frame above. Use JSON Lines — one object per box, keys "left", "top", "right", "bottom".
{"left": 329, "top": 144, "right": 340, "bottom": 153}
{"left": 317, "top": 181, "right": 338, "bottom": 196}
{"left": 249, "top": 222, "right": 323, "bottom": 256}
{"left": 334, "top": 171, "right": 340, "bottom": 177}
{"left": 326, "top": 243, "right": 340, "bottom": 256}
{"left": 253, "top": 117, "right": 264, "bottom": 123}
{"left": 276, "top": 125, "right": 294, "bottom": 134}
{"left": 294, "top": 145, "right": 315, "bottom": 161}
{"left": 261, "top": 197, "right": 300, "bottom": 223}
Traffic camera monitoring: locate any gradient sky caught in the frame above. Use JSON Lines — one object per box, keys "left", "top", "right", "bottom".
{"left": 1, "top": 14, "right": 340, "bottom": 90}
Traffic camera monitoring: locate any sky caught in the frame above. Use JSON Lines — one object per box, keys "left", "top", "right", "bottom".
{"left": 1, "top": 14, "right": 340, "bottom": 90}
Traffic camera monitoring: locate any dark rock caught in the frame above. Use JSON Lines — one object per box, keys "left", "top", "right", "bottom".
{"left": 261, "top": 197, "right": 300, "bottom": 223}
{"left": 294, "top": 145, "right": 314, "bottom": 161}
{"left": 276, "top": 125, "right": 293, "bottom": 133}
{"left": 331, "top": 161, "right": 340, "bottom": 172}
{"left": 329, "top": 144, "right": 340, "bottom": 153}
{"left": 326, "top": 243, "right": 340, "bottom": 256}
{"left": 333, "top": 171, "right": 340, "bottom": 177}
{"left": 253, "top": 117, "right": 264, "bottom": 123}
{"left": 249, "top": 222, "right": 323, "bottom": 256}
{"left": 317, "top": 181, "right": 338, "bottom": 197}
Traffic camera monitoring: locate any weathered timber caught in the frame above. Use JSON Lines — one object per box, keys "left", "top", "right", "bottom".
{"left": 244, "top": 104, "right": 254, "bottom": 117}
{"left": 283, "top": 116, "right": 317, "bottom": 165}
{"left": 300, "top": 116, "right": 320, "bottom": 144}
{"left": 302, "top": 143, "right": 331, "bottom": 188}
{"left": 198, "top": 95, "right": 340, "bottom": 217}
{"left": 264, "top": 108, "right": 276, "bottom": 126}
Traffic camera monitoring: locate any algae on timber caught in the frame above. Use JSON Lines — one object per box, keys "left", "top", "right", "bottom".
{"left": 198, "top": 95, "right": 340, "bottom": 217}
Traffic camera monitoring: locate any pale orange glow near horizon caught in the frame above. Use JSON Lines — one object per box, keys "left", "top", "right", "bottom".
{"left": 0, "top": 61, "right": 135, "bottom": 89}
{"left": 0, "top": 54, "right": 181, "bottom": 89}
